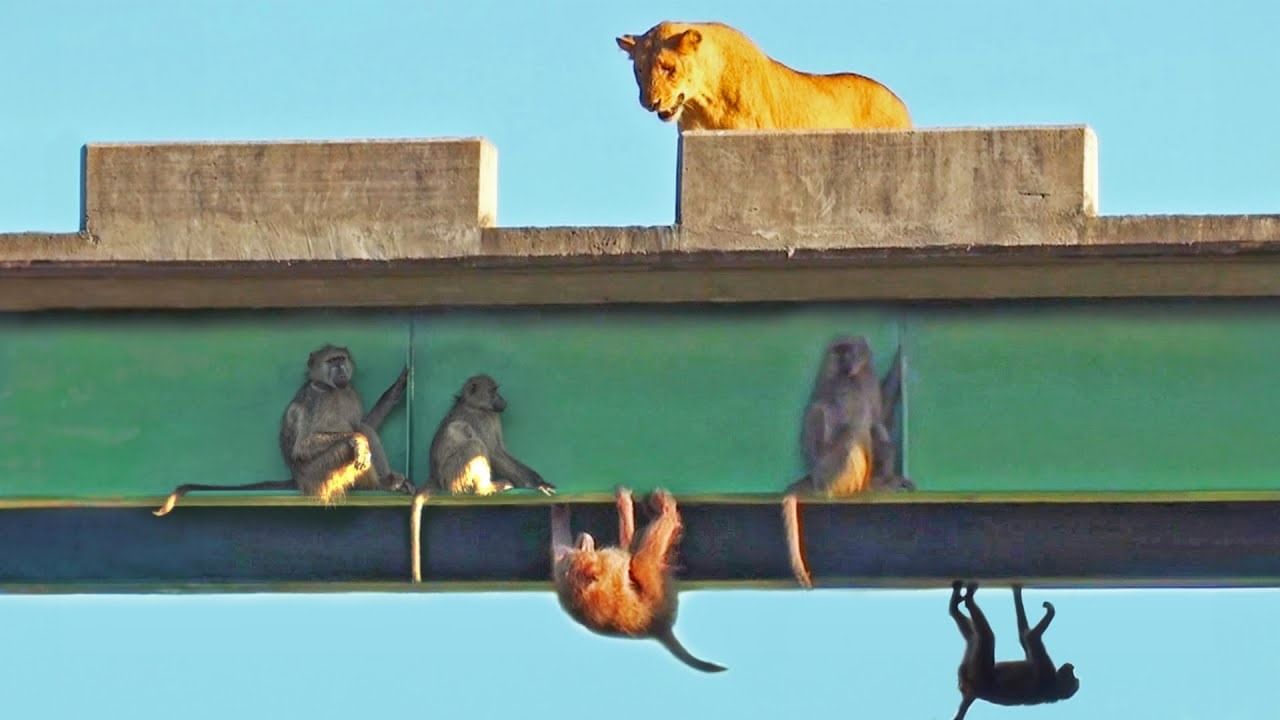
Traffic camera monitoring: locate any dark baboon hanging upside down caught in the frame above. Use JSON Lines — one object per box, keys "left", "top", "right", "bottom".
{"left": 550, "top": 487, "right": 726, "bottom": 673}
{"left": 782, "top": 336, "right": 915, "bottom": 588}
{"left": 154, "top": 344, "right": 414, "bottom": 516}
{"left": 409, "top": 374, "right": 555, "bottom": 582}
{"left": 950, "top": 581, "right": 1080, "bottom": 720}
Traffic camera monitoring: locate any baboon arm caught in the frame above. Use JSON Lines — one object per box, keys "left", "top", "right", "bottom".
{"left": 801, "top": 404, "right": 831, "bottom": 462}
{"left": 363, "top": 366, "right": 409, "bottom": 428}
{"left": 293, "top": 433, "right": 356, "bottom": 472}
{"left": 286, "top": 399, "right": 354, "bottom": 464}
{"left": 491, "top": 450, "right": 552, "bottom": 492}
{"left": 436, "top": 423, "right": 491, "bottom": 493}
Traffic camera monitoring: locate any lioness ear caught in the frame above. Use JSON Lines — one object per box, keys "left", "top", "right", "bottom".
{"left": 616, "top": 34, "right": 637, "bottom": 56}
{"left": 675, "top": 29, "right": 702, "bottom": 53}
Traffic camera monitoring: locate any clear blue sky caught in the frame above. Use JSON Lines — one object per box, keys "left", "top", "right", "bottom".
{"left": 2, "top": 1, "right": 1278, "bottom": 718}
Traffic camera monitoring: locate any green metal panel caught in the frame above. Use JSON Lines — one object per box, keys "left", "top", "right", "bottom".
{"left": 0, "top": 312, "right": 412, "bottom": 498}
{"left": 409, "top": 306, "right": 899, "bottom": 494}
{"left": 905, "top": 301, "right": 1280, "bottom": 491}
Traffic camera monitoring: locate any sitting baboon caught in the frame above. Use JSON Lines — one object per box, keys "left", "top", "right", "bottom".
{"left": 409, "top": 374, "right": 554, "bottom": 581}
{"left": 782, "top": 336, "right": 915, "bottom": 587}
{"left": 154, "top": 344, "right": 413, "bottom": 516}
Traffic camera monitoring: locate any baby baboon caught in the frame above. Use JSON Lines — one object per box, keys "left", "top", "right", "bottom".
{"left": 154, "top": 344, "right": 414, "bottom": 516}
{"left": 950, "top": 581, "right": 1080, "bottom": 720}
{"left": 551, "top": 487, "right": 726, "bottom": 673}
{"left": 410, "top": 374, "right": 555, "bottom": 582}
{"left": 782, "top": 336, "right": 915, "bottom": 588}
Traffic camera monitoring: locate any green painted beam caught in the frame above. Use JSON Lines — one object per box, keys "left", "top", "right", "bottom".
{"left": 4, "top": 301, "right": 1280, "bottom": 499}
{"left": 2, "top": 495, "right": 1279, "bottom": 593}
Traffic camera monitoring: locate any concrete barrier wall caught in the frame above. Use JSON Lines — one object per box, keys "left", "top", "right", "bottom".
{"left": 82, "top": 138, "right": 496, "bottom": 260}
{"left": 678, "top": 125, "right": 1098, "bottom": 249}
{"left": 1, "top": 126, "right": 1278, "bottom": 266}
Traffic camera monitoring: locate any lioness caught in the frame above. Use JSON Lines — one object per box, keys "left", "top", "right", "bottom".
{"left": 616, "top": 21, "right": 911, "bottom": 131}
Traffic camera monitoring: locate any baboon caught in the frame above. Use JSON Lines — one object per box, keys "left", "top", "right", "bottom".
{"left": 154, "top": 344, "right": 414, "bottom": 516}
{"left": 782, "top": 336, "right": 915, "bottom": 588}
{"left": 551, "top": 487, "right": 726, "bottom": 673}
{"left": 410, "top": 374, "right": 555, "bottom": 582}
{"left": 950, "top": 581, "right": 1080, "bottom": 720}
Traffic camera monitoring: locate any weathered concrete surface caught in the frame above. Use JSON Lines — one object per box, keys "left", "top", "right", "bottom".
{"left": 3, "top": 214, "right": 1279, "bottom": 264}
{"left": 83, "top": 138, "right": 496, "bottom": 260}
{"left": 1087, "top": 214, "right": 1280, "bottom": 245}
{"left": 677, "top": 126, "right": 1098, "bottom": 249}
{"left": 480, "top": 226, "right": 676, "bottom": 256}
{"left": 0, "top": 233, "right": 94, "bottom": 260}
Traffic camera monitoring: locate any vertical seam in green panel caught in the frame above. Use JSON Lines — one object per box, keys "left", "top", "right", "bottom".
{"left": 900, "top": 315, "right": 911, "bottom": 479}
{"left": 406, "top": 316, "right": 416, "bottom": 480}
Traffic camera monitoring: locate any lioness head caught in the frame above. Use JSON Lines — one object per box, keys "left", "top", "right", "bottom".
{"left": 616, "top": 24, "right": 703, "bottom": 124}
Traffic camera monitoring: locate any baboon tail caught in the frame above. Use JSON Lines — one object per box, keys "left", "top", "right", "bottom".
{"left": 152, "top": 480, "right": 295, "bottom": 517}
{"left": 781, "top": 492, "right": 814, "bottom": 589}
{"left": 656, "top": 628, "right": 727, "bottom": 673}
{"left": 410, "top": 492, "right": 428, "bottom": 582}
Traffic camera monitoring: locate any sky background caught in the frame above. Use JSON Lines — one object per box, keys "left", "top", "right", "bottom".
{"left": 2, "top": 0, "right": 1278, "bottom": 718}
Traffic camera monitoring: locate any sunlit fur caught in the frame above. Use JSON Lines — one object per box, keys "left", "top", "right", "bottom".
{"left": 316, "top": 433, "right": 371, "bottom": 505}
{"left": 447, "top": 455, "right": 497, "bottom": 495}
{"left": 558, "top": 546, "right": 662, "bottom": 637}
{"left": 410, "top": 456, "right": 503, "bottom": 583}
{"left": 829, "top": 443, "right": 871, "bottom": 495}
{"left": 551, "top": 489, "right": 726, "bottom": 672}
{"left": 616, "top": 21, "right": 911, "bottom": 131}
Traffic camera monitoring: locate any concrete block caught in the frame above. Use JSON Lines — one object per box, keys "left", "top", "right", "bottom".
{"left": 677, "top": 125, "right": 1098, "bottom": 249}
{"left": 83, "top": 138, "right": 496, "bottom": 260}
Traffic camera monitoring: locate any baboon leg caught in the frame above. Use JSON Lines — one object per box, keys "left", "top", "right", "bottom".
{"left": 950, "top": 582, "right": 973, "bottom": 641}
{"left": 437, "top": 423, "right": 499, "bottom": 495}
{"left": 616, "top": 486, "right": 635, "bottom": 549}
{"left": 629, "top": 491, "right": 681, "bottom": 600}
{"left": 293, "top": 434, "right": 364, "bottom": 497}
{"left": 1013, "top": 584, "right": 1033, "bottom": 653}
{"left": 291, "top": 431, "right": 357, "bottom": 467}
{"left": 352, "top": 422, "right": 411, "bottom": 491}
{"left": 1031, "top": 600, "right": 1056, "bottom": 638}
{"left": 964, "top": 586, "right": 996, "bottom": 672}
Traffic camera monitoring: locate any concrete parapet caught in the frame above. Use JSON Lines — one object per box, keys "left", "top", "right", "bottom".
{"left": 677, "top": 125, "right": 1098, "bottom": 249}
{"left": 82, "top": 138, "right": 496, "bottom": 260}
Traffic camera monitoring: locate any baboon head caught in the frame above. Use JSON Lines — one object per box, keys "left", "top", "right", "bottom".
{"left": 825, "top": 336, "right": 873, "bottom": 379}
{"left": 458, "top": 374, "right": 507, "bottom": 413}
{"left": 308, "top": 345, "right": 354, "bottom": 389}
{"left": 1056, "top": 664, "right": 1080, "bottom": 699}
